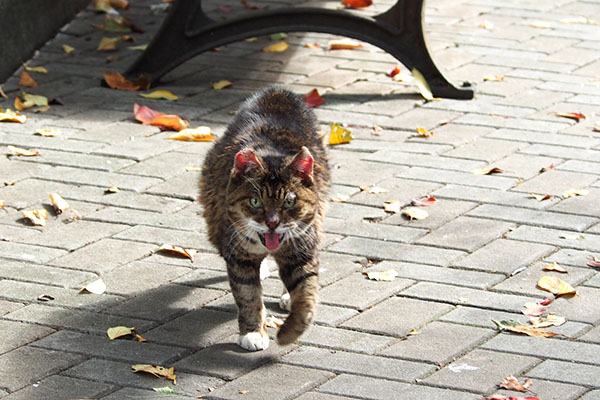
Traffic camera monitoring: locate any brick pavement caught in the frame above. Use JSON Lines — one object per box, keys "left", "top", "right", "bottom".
{"left": 1, "top": 0, "right": 600, "bottom": 399}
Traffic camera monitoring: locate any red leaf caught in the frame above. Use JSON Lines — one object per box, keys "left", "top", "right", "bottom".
{"left": 341, "top": 0, "right": 372, "bottom": 8}
{"left": 411, "top": 195, "right": 437, "bottom": 207}
{"left": 303, "top": 89, "right": 324, "bottom": 107}
{"left": 387, "top": 65, "right": 401, "bottom": 77}
{"left": 104, "top": 71, "right": 140, "bottom": 91}
{"left": 134, "top": 103, "right": 164, "bottom": 124}
{"left": 555, "top": 112, "right": 586, "bottom": 121}
{"left": 538, "top": 298, "right": 553, "bottom": 306}
{"left": 588, "top": 256, "right": 600, "bottom": 268}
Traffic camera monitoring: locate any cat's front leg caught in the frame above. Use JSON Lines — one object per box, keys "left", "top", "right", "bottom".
{"left": 226, "top": 256, "right": 269, "bottom": 351}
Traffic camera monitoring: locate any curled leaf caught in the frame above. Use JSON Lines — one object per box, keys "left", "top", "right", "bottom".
{"left": 81, "top": 278, "right": 107, "bottom": 294}
{"left": 342, "top": 0, "right": 373, "bottom": 9}
{"left": 8, "top": 145, "right": 39, "bottom": 157}
{"left": 471, "top": 167, "right": 504, "bottom": 175}
{"left": 0, "top": 109, "right": 27, "bottom": 123}
{"left": 411, "top": 68, "right": 434, "bottom": 101}
{"left": 49, "top": 193, "right": 70, "bottom": 215}
{"left": 158, "top": 244, "right": 196, "bottom": 261}
{"left": 328, "top": 123, "right": 353, "bottom": 145}
{"left": 555, "top": 112, "right": 586, "bottom": 121}
{"left": 107, "top": 326, "right": 136, "bottom": 340}
{"left": 364, "top": 269, "right": 398, "bottom": 282}
{"left": 139, "top": 90, "right": 178, "bottom": 101}
{"left": 541, "top": 261, "right": 568, "bottom": 273}
{"left": 383, "top": 200, "right": 401, "bottom": 214}
{"left": 167, "top": 126, "right": 215, "bottom": 142}
{"left": 104, "top": 71, "right": 141, "bottom": 91}
{"left": 483, "top": 74, "right": 504, "bottom": 82}
{"left": 150, "top": 114, "right": 189, "bottom": 132}
{"left": 24, "top": 64, "right": 48, "bottom": 74}
{"left": 62, "top": 44, "right": 75, "bottom": 54}
{"left": 416, "top": 127, "right": 434, "bottom": 138}
{"left": 131, "top": 364, "right": 176, "bottom": 383}
{"left": 212, "top": 80, "right": 233, "bottom": 90}
{"left": 328, "top": 39, "right": 363, "bottom": 50}
{"left": 105, "top": 184, "right": 119, "bottom": 194}
{"left": 22, "top": 209, "right": 49, "bottom": 226}
{"left": 387, "top": 65, "right": 401, "bottom": 77}
{"left": 97, "top": 37, "right": 120, "bottom": 51}
{"left": 499, "top": 376, "right": 532, "bottom": 392}
{"left": 529, "top": 193, "right": 552, "bottom": 202}
{"left": 411, "top": 195, "right": 436, "bottom": 207}
{"left": 529, "top": 314, "right": 566, "bottom": 328}
{"left": 35, "top": 128, "right": 62, "bottom": 137}
{"left": 262, "top": 41, "right": 289, "bottom": 53}
{"left": 537, "top": 275, "right": 577, "bottom": 296}
{"left": 562, "top": 188, "right": 589, "bottom": 198}
{"left": 265, "top": 315, "right": 285, "bottom": 328}
{"left": 587, "top": 256, "right": 600, "bottom": 268}
{"left": 303, "top": 89, "right": 324, "bottom": 107}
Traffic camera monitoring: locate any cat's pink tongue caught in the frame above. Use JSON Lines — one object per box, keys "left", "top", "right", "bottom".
{"left": 264, "top": 232, "right": 280, "bottom": 251}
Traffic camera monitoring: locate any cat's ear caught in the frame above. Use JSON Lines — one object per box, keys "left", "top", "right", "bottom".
{"left": 232, "top": 148, "right": 263, "bottom": 178}
{"left": 288, "top": 146, "right": 314, "bottom": 185}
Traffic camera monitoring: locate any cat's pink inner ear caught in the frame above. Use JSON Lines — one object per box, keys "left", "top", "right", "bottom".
{"left": 234, "top": 148, "right": 262, "bottom": 175}
{"left": 289, "top": 146, "right": 314, "bottom": 183}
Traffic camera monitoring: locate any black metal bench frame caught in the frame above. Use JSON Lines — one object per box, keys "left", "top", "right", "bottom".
{"left": 124, "top": 0, "right": 474, "bottom": 99}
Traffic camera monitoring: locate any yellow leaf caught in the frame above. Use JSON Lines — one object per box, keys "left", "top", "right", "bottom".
{"left": 327, "top": 39, "right": 363, "bottom": 50}
{"left": 537, "top": 275, "right": 577, "bottom": 296}
{"left": 562, "top": 188, "right": 589, "bottom": 198}
{"left": 107, "top": 326, "right": 136, "bottom": 340}
{"left": 530, "top": 21, "right": 551, "bottom": 28}
{"left": 158, "top": 244, "right": 197, "bottom": 261}
{"left": 81, "top": 278, "right": 107, "bottom": 294}
{"left": 483, "top": 74, "right": 504, "bottom": 81}
{"left": 22, "top": 209, "right": 49, "bottom": 226}
{"left": 62, "top": 44, "right": 75, "bottom": 54}
{"left": 97, "top": 37, "right": 120, "bottom": 51}
{"left": 105, "top": 184, "right": 119, "bottom": 193}
{"left": 49, "top": 193, "right": 70, "bottom": 215}
{"left": 35, "top": 128, "right": 62, "bottom": 137}
{"left": 364, "top": 269, "right": 398, "bottom": 282}
{"left": 139, "top": 90, "right": 179, "bottom": 101}
{"left": 383, "top": 200, "right": 401, "bottom": 214}
{"left": 411, "top": 68, "right": 435, "bottom": 101}
{"left": 131, "top": 364, "right": 176, "bottom": 383}
{"left": 262, "top": 41, "right": 289, "bottom": 52}
{"left": 8, "top": 145, "right": 39, "bottom": 157}
{"left": 0, "top": 199, "right": 4, "bottom": 209}
{"left": 166, "top": 126, "right": 215, "bottom": 142}
{"left": 328, "top": 123, "right": 353, "bottom": 145}
{"left": 529, "top": 314, "right": 566, "bottom": 328}
{"left": 0, "top": 109, "right": 27, "bottom": 123}
{"left": 212, "top": 80, "right": 233, "bottom": 90}
{"left": 24, "top": 64, "right": 48, "bottom": 74}
{"left": 401, "top": 206, "right": 429, "bottom": 220}
{"left": 561, "top": 16, "right": 597, "bottom": 24}
{"left": 541, "top": 261, "right": 568, "bottom": 273}
{"left": 23, "top": 93, "right": 49, "bottom": 107}
{"left": 416, "top": 127, "right": 434, "bottom": 137}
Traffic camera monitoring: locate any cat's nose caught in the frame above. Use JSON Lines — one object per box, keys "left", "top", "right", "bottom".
{"left": 266, "top": 210, "right": 280, "bottom": 229}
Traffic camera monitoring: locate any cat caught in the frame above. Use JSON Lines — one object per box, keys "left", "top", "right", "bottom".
{"left": 199, "top": 87, "right": 330, "bottom": 351}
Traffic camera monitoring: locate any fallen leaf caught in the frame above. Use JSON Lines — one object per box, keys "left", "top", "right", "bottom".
{"left": 219, "top": 5, "right": 232, "bottom": 12}
{"left": 128, "top": 44, "right": 148, "bottom": 51}
{"left": 131, "top": 364, "right": 176, "bottom": 383}
{"left": 167, "top": 126, "right": 215, "bottom": 141}
{"left": 521, "top": 302, "right": 547, "bottom": 317}
{"left": 49, "top": 193, "right": 69, "bottom": 215}
{"left": 493, "top": 319, "right": 560, "bottom": 338}
{"left": 22, "top": 93, "right": 49, "bottom": 108}
{"left": 111, "top": 0, "right": 130, "bottom": 9}
{"left": 594, "top": 121, "right": 600, "bottom": 132}
{"left": 104, "top": 71, "right": 141, "bottom": 91}
{"left": 304, "top": 42, "right": 321, "bottom": 49}
{"left": 560, "top": 233, "right": 583, "bottom": 240}
{"left": 529, "top": 193, "right": 552, "bottom": 202}
{"left": 106, "top": 54, "right": 121, "bottom": 63}
{"left": 529, "top": 313, "right": 566, "bottom": 328}
{"left": 101, "top": 13, "right": 142, "bottom": 34}
{"left": 364, "top": 269, "right": 398, "bottom": 282}
{"left": 499, "top": 376, "right": 532, "bottom": 392}
{"left": 587, "top": 256, "right": 600, "bottom": 268}
{"left": 330, "top": 194, "right": 350, "bottom": 203}
{"left": 139, "top": 90, "right": 179, "bottom": 101}
{"left": 270, "top": 32, "right": 288, "bottom": 41}
{"left": 93, "top": 0, "right": 114, "bottom": 12}
{"left": 0, "top": 199, "right": 4, "bottom": 209}
{"left": 556, "top": 112, "right": 586, "bottom": 121}
{"left": 416, "top": 127, "right": 434, "bottom": 138}
{"left": 133, "top": 102, "right": 163, "bottom": 124}
{"left": 542, "top": 261, "right": 568, "bottom": 273}
{"left": 479, "top": 20, "right": 494, "bottom": 29}
{"left": 367, "top": 187, "right": 389, "bottom": 194}
{"left": 264, "top": 315, "right": 284, "bottom": 328}
{"left": 401, "top": 206, "right": 429, "bottom": 220}
{"left": 19, "top": 70, "right": 38, "bottom": 87}
{"left": 62, "top": 44, "right": 75, "bottom": 54}
{"left": 37, "top": 294, "right": 55, "bottom": 302}
{"left": 328, "top": 39, "right": 363, "bottom": 50}
{"left": 0, "top": 109, "right": 27, "bottom": 123}
{"left": 22, "top": 209, "right": 48, "bottom": 226}
{"left": 107, "top": 326, "right": 136, "bottom": 340}
{"left": 212, "top": 80, "right": 233, "bottom": 90}
{"left": 239, "top": 390, "right": 249, "bottom": 395}
{"left": 561, "top": 16, "right": 597, "bottom": 24}
{"left": 411, "top": 68, "right": 435, "bottom": 101}
{"left": 303, "top": 89, "right": 324, "bottom": 107}
{"left": 97, "top": 36, "right": 121, "bottom": 51}
{"left": 150, "top": 114, "right": 189, "bottom": 131}
{"left": 537, "top": 275, "right": 577, "bottom": 296}
{"left": 158, "top": 244, "right": 197, "bottom": 261}
{"left": 471, "top": 167, "right": 504, "bottom": 175}
{"left": 387, "top": 65, "right": 401, "bottom": 77}
{"left": 538, "top": 298, "right": 553, "bottom": 306}
{"left": 539, "top": 163, "right": 554, "bottom": 173}
{"left": 411, "top": 195, "right": 437, "bottom": 207}
{"left": 241, "top": 0, "right": 268, "bottom": 9}
{"left": 562, "top": 188, "right": 588, "bottom": 198}
{"left": 328, "top": 123, "right": 353, "bottom": 145}
{"left": 484, "top": 74, "right": 504, "bottom": 82}
{"left": 530, "top": 21, "right": 551, "bottom": 28}
{"left": 14, "top": 97, "right": 28, "bottom": 111}
{"left": 408, "top": 329, "right": 420, "bottom": 336}
{"left": 81, "top": 278, "right": 107, "bottom": 294}
{"left": 35, "top": 128, "right": 62, "bottom": 137}
{"left": 8, "top": 145, "right": 39, "bottom": 157}
{"left": 136, "top": 333, "right": 148, "bottom": 342}
{"left": 105, "top": 184, "right": 119, "bottom": 193}
{"left": 23, "top": 64, "right": 48, "bottom": 74}
{"left": 262, "top": 41, "right": 289, "bottom": 52}
{"left": 0, "top": 85, "right": 7, "bottom": 99}
{"left": 153, "top": 386, "right": 177, "bottom": 395}
{"left": 342, "top": 0, "right": 373, "bottom": 9}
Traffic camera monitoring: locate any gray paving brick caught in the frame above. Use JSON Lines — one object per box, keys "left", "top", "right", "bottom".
{"left": 0, "top": 320, "right": 54, "bottom": 355}
{"left": 63, "top": 358, "right": 224, "bottom": 396}
{"left": 101, "top": 261, "right": 192, "bottom": 296}
{"left": 98, "top": 387, "right": 197, "bottom": 400}
{"left": 11, "top": 148, "right": 136, "bottom": 172}
{"left": 551, "top": 188, "right": 600, "bottom": 218}
{"left": 521, "top": 143, "right": 600, "bottom": 164}
{"left": 113, "top": 225, "right": 211, "bottom": 250}
{"left": 327, "top": 152, "right": 399, "bottom": 187}
{"left": 346, "top": 177, "right": 442, "bottom": 208}
{"left": 386, "top": 107, "right": 463, "bottom": 131}
{"left": 443, "top": 137, "right": 525, "bottom": 162}
{"left": 559, "top": 160, "right": 600, "bottom": 175}
{"left": 550, "top": 286, "right": 600, "bottom": 324}
{"left": 2, "top": 375, "right": 114, "bottom": 400}
{"left": 283, "top": 346, "right": 435, "bottom": 382}
{"left": 405, "top": 123, "right": 494, "bottom": 146}
{"left": 85, "top": 206, "right": 203, "bottom": 231}
{"left": 0, "top": 299, "right": 23, "bottom": 316}
{"left": 318, "top": 272, "right": 413, "bottom": 310}
{"left": 118, "top": 151, "right": 204, "bottom": 179}
{"left": 146, "top": 172, "right": 199, "bottom": 201}
{"left": 329, "top": 237, "right": 466, "bottom": 266}
{"left": 513, "top": 170, "right": 598, "bottom": 197}
{"left": 208, "top": 363, "right": 334, "bottom": 400}
{"left": 341, "top": 297, "right": 453, "bottom": 337}
{"left": 486, "top": 153, "right": 564, "bottom": 180}
{"left": 0, "top": 346, "right": 85, "bottom": 392}
{"left": 495, "top": 377, "right": 586, "bottom": 400}
{"left": 416, "top": 216, "right": 513, "bottom": 252}
{"left": 581, "top": 325, "right": 600, "bottom": 344}
{"left": 0, "top": 260, "right": 96, "bottom": 288}
{"left": 507, "top": 225, "right": 600, "bottom": 252}
{"left": 0, "top": 178, "right": 78, "bottom": 210}
{"left": 527, "top": 359, "right": 600, "bottom": 387}
{"left": 0, "top": 131, "right": 104, "bottom": 154}
{"left": 296, "top": 392, "right": 347, "bottom": 400}
{"left": 422, "top": 348, "right": 539, "bottom": 393}
{"left": 299, "top": 325, "right": 394, "bottom": 355}
{"left": 580, "top": 390, "right": 600, "bottom": 400}
{"left": 324, "top": 216, "right": 425, "bottom": 244}
{"left": 397, "top": 167, "right": 517, "bottom": 190}
{"left": 454, "top": 113, "right": 570, "bottom": 132}
{"left": 383, "top": 199, "right": 478, "bottom": 230}
{"left": 488, "top": 128, "right": 600, "bottom": 148}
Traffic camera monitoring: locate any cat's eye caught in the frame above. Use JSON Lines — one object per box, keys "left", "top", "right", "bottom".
{"left": 283, "top": 197, "right": 296, "bottom": 209}
{"left": 249, "top": 197, "right": 263, "bottom": 208}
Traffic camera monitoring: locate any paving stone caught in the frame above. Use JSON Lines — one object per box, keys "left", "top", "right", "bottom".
{"left": 454, "top": 113, "right": 569, "bottom": 132}
{"left": 422, "top": 348, "right": 539, "bottom": 393}
{"left": 49, "top": 238, "right": 157, "bottom": 274}
{"left": 466, "top": 203, "right": 598, "bottom": 231}
{"left": 11, "top": 148, "right": 135, "bottom": 172}
{"left": 1, "top": 375, "right": 114, "bottom": 400}
{"left": 527, "top": 359, "right": 600, "bottom": 388}
{"left": 327, "top": 151, "right": 402, "bottom": 187}
{"left": 346, "top": 177, "right": 442, "bottom": 208}
{"left": 453, "top": 238, "right": 555, "bottom": 274}
{"left": 99, "top": 387, "right": 197, "bottom": 400}
{"left": 0, "top": 320, "right": 54, "bottom": 355}
{"left": 118, "top": 151, "right": 204, "bottom": 179}
{"left": 397, "top": 167, "right": 517, "bottom": 190}
{"left": 386, "top": 107, "right": 463, "bottom": 131}
{"left": 416, "top": 216, "right": 513, "bottom": 252}
{"left": 559, "top": 160, "right": 600, "bottom": 175}
{"left": 383, "top": 199, "right": 477, "bottom": 230}
{"left": 329, "top": 236, "right": 466, "bottom": 266}
{"left": 0, "top": 259, "right": 96, "bottom": 288}
{"left": 298, "top": 325, "right": 394, "bottom": 355}
{"left": 85, "top": 206, "right": 203, "bottom": 231}
{"left": 64, "top": 358, "right": 224, "bottom": 397}
{"left": 580, "top": 391, "right": 600, "bottom": 400}
{"left": 0, "top": 299, "right": 23, "bottom": 316}
{"left": 363, "top": 151, "right": 485, "bottom": 172}
{"left": 0, "top": 178, "right": 78, "bottom": 210}
{"left": 486, "top": 153, "right": 563, "bottom": 180}
{"left": 323, "top": 216, "right": 425, "bottom": 244}
{"left": 296, "top": 392, "right": 348, "bottom": 400}
{"left": 488, "top": 128, "right": 600, "bottom": 148}
{"left": 101, "top": 261, "right": 192, "bottom": 296}
{"left": 0, "top": 346, "right": 85, "bottom": 392}
{"left": 507, "top": 225, "right": 600, "bottom": 252}
{"left": 113, "top": 225, "right": 212, "bottom": 250}
{"left": 494, "top": 377, "right": 587, "bottom": 400}
{"left": 443, "top": 137, "right": 525, "bottom": 162}
{"left": 282, "top": 346, "right": 435, "bottom": 382}
{"left": 520, "top": 143, "right": 600, "bottom": 164}
{"left": 318, "top": 272, "right": 414, "bottom": 311}
{"left": 207, "top": 362, "right": 334, "bottom": 400}
{"left": 341, "top": 297, "right": 453, "bottom": 337}
{"left": 146, "top": 172, "right": 199, "bottom": 201}
{"left": 551, "top": 188, "right": 600, "bottom": 218}
{"left": 312, "top": 303, "right": 360, "bottom": 327}
{"left": 514, "top": 170, "right": 598, "bottom": 197}
{"left": 549, "top": 286, "right": 600, "bottom": 324}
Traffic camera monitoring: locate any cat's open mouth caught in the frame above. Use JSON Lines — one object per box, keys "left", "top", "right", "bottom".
{"left": 258, "top": 231, "right": 284, "bottom": 251}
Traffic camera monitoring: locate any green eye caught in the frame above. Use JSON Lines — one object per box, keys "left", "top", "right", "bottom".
{"left": 249, "top": 197, "right": 263, "bottom": 208}
{"left": 283, "top": 198, "right": 296, "bottom": 209}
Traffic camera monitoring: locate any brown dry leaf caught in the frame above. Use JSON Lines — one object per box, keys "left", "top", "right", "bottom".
{"left": 364, "top": 269, "right": 398, "bottom": 282}
{"left": 104, "top": 71, "right": 141, "bottom": 91}
{"left": 416, "top": 127, "right": 434, "bottom": 138}
{"left": 387, "top": 65, "right": 401, "bottom": 77}
{"left": 556, "top": 111, "right": 586, "bottom": 121}
{"left": 104, "top": 184, "right": 119, "bottom": 194}
{"left": 499, "top": 376, "right": 532, "bottom": 392}
{"left": 262, "top": 41, "right": 289, "bottom": 53}
{"left": 150, "top": 114, "right": 189, "bottom": 132}
{"left": 131, "top": 364, "right": 176, "bottom": 384}
{"left": 264, "top": 315, "right": 284, "bottom": 328}
{"left": 166, "top": 126, "right": 215, "bottom": 142}
{"left": 383, "top": 200, "right": 401, "bottom": 214}
{"left": 81, "top": 278, "right": 107, "bottom": 294}
{"left": 97, "top": 37, "right": 120, "bottom": 51}
{"left": 529, "top": 193, "right": 552, "bottom": 202}
{"left": 471, "top": 167, "right": 504, "bottom": 175}
{"left": 529, "top": 314, "right": 566, "bottom": 329}
{"left": 484, "top": 74, "right": 504, "bottom": 82}
{"left": 328, "top": 39, "right": 363, "bottom": 50}
{"left": 139, "top": 90, "right": 178, "bottom": 101}
{"left": 19, "top": 70, "right": 38, "bottom": 87}
{"left": 594, "top": 121, "right": 600, "bottom": 132}
{"left": 0, "top": 109, "right": 27, "bottom": 123}
{"left": 212, "top": 80, "right": 233, "bottom": 90}
{"left": 542, "top": 261, "right": 568, "bottom": 273}
{"left": 562, "top": 188, "right": 589, "bottom": 198}
{"left": 107, "top": 326, "right": 136, "bottom": 340}
{"left": 22, "top": 209, "right": 48, "bottom": 226}
{"left": 328, "top": 123, "right": 353, "bottom": 145}
{"left": 35, "top": 128, "right": 62, "bottom": 137}
{"left": 587, "top": 256, "right": 600, "bottom": 268}
{"left": 493, "top": 319, "right": 560, "bottom": 338}
{"left": 537, "top": 275, "right": 577, "bottom": 296}
{"left": 135, "top": 333, "right": 148, "bottom": 342}
{"left": 0, "top": 199, "right": 5, "bottom": 209}
{"left": 158, "top": 244, "right": 197, "bottom": 261}
{"left": 62, "top": 44, "right": 75, "bottom": 54}
{"left": 49, "top": 193, "right": 70, "bottom": 215}
{"left": 8, "top": 145, "right": 39, "bottom": 157}
{"left": 401, "top": 206, "right": 429, "bottom": 220}
{"left": 330, "top": 194, "right": 350, "bottom": 203}
{"left": 540, "top": 163, "right": 555, "bottom": 173}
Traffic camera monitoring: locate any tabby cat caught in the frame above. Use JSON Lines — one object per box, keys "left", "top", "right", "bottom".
{"left": 199, "top": 87, "right": 330, "bottom": 351}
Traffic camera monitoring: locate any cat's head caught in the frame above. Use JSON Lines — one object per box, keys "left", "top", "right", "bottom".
{"left": 225, "top": 146, "right": 318, "bottom": 253}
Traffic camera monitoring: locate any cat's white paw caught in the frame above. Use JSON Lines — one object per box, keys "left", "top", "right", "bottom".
{"left": 279, "top": 292, "right": 291, "bottom": 312}
{"left": 237, "top": 332, "right": 269, "bottom": 351}
{"left": 260, "top": 258, "right": 276, "bottom": 281}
